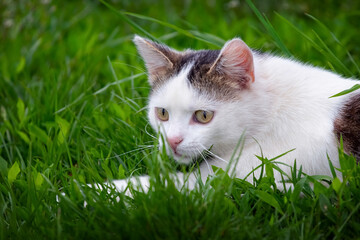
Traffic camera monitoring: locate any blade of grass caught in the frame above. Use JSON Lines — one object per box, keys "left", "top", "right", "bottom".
{"left": 93, "top": 73, "right": 145, "bottom": 96}
{"left": 312, "top": 30, "right": 353, "bottom": 76}
{"left": 99, "top": 0, "right": 156, "bottom": 41}
{"left": 337, "top": 202, "right": 360, "bottom": 234}
{"left": 275, "top": 13, "right": 325, "bottom": 52}
{"left": 100, "top": 0, "right": 222, "bottom": 47}
{"left": 276, "top": 13, "right": 354, "bottom": 76}
{"left": 305, "top": 13, "right": 360, "bottom": 76}
{"left": 121, "top": 12, "right": 222, "bottom": 47}
{"left": 246, "top": 0, "right": 291, "bottom": 57}
{"left": 330, "top": 84, "right": 360, "bottom": 98}
{"left": 188, "top": 30, "right": 226, "bottom": 46}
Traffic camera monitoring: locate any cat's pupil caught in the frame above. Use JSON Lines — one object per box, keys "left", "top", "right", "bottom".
{"left": 203, "top": 111, "right": 207, "bottom": 119}
{"left": 162, "top": 108, "right": 165, "bottom": 116}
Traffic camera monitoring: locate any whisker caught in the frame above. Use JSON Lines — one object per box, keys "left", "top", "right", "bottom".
{"left": 144, "top": 123, "right": 157, "bottom": 139}
{"left": 136, "top": 144, "right": 154, "bottom": 149}
{"left": 130, "top": 150, "right": 153, "bottom": 172}
{"left": 97, "top": 145, "right": 154, "bottom": 160}
{"left": 136, "top": 106, "right": 149, "bottom": 114}
{"left": 141, "top": 140, "right": 155, "bottom": 145}
{"left": 196, "top": 148, "right": 212, "bottom": 174}
{"left": 199, "top": 144, "right": 229, "bottom": 164}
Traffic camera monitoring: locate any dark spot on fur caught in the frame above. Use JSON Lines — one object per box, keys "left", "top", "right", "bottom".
{"left": 151, "top": 49, "right": 248, "bottom": 101}
{"left": 148, "top": 43, "right": 183, "bottom": 91}
{"left": 150, "top": 50, "right": 196, "bottom": 92}
{"left": 334, "top": 93, "right": 360, "bottom": 162}
{"left": 186, "top": 50, "right": 243, "bottom": 101}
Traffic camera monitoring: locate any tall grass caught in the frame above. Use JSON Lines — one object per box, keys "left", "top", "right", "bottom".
{"left": 1, "top": 0, "right": 360, "bottom": 239}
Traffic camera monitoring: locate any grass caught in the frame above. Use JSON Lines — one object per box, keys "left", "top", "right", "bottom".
{"left": 1, "top": 0, "right": 360, "bottom": 239}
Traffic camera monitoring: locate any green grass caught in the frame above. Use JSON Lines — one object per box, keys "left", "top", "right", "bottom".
{"left": 1, "top": 0, "right": 360, "bottom": 239}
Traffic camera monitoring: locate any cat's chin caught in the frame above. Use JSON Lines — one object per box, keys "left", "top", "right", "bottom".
{"left": 172, "top": 153, "right": 194, "bottom": 165}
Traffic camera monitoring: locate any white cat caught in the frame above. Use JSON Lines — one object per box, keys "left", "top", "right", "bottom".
{"left": 109, "top": 35, "right": 360, "bottom": 193}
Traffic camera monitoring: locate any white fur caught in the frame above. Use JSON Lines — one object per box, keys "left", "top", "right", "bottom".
{"left": 148, "top": 64, "right": 222, "bottom": 166}
{"left": 147, "top": 53, "right": 359, "bottom": 184}
{"left": 108, "top": 39, "right": 360, "bottom": 193}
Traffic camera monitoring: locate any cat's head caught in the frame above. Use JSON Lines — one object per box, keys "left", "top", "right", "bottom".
{"left": 134, "top": 36, "right": 255, "bottom": 164}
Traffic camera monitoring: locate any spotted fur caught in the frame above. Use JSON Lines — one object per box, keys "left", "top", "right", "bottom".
{"left": 134, "top": 37, "right": 253, "bottom": 101}
{"left": 334, "top": 93, "right": 360, "bottom": 161}
{"left": 186, "top": 50, "right": 245, "bottom": 101}
{"left": 132, "top": 35, "right": 360, "bottom": 189}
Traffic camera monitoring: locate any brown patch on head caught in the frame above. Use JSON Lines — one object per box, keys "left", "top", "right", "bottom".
{"left": 186, "top": 50, "right": 247, "bottom": 101}
{"left": 186, "top": 38, "right": 255, "bottom": 101}
{"left": 133, "top": 35, "right": 183, "bottom": 88}
{"left": 208, "top": 38, "right": 254, "bottom": 86}
{"left": 334, "top": 93, "right": 360, "bottom": 161}
{"left": 134, "top": 36, "right": 255, "bottom": 100}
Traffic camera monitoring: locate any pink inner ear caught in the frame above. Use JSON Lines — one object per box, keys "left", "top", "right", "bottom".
{"left": 133, "top": 36, "right": 177, "bottom": 85}
{"left": 219, "top": 39, "right": 255, "bottom": 84}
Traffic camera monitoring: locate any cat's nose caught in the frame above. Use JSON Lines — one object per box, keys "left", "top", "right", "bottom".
{"left": 167, "top": 136, "right": 183, "bottom": 152}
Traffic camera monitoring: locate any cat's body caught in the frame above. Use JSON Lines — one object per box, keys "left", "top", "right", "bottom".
{"left": 111, "top": 36, "right": 360, "bottom": 192}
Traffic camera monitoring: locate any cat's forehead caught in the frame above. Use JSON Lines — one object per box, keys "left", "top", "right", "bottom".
{"left": 179, "top": 50, "right": 220, "bottom": 69}
{"left": 150, "top": 64, "right": 217, "bottom": 110}
{"left": 152, "top": 49, "right": 241, "bottom": 101}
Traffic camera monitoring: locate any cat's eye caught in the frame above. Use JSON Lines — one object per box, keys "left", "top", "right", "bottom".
{"left": 156, "top": 107, "right": 169, "bottom": 121}
{"left": 194, "top": 110, "right": 214, "bottom": 124}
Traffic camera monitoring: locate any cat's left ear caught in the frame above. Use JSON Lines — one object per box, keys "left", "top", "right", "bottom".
{"left": 208, "top": 38, "right": 254, "bottom": 89}
{"left": 133, "top": 35, "right": 180, "bottom": 86}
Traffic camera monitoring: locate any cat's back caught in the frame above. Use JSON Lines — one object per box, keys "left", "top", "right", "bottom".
{"left": 254, "top": 52, "right": 360, "bottom": 161}
{"left": 254, "top": 53, "right": 356, "bottom": 92}
{"left": 334, "top": 93, "right": 360, "bottom": 161}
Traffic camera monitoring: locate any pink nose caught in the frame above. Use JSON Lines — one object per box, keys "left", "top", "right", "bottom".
{"left": 167, "top": 136, "right": 183, "bottom": 152}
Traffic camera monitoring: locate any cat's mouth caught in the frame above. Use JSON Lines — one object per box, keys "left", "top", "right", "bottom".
{"left": 170, "top": 150, "right": 195, "bottom": 165}
{"left": 161, "top": 140, "right": 212, "bottom": 165}
{"left": 173, "top": 150, "right": 183, "bottom": 158}
{"left": 171, "top": 148, "right": 212, "bottom": 165}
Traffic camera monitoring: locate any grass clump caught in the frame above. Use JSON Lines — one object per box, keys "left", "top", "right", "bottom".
{"left": 1, "top": 0, "right": 360, "bottom": 239}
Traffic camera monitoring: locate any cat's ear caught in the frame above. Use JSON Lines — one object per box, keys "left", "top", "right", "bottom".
{"left": 133, "top": 35, "right": 180, "bottom": 85}
{"left": 208, "top": 38, "right": 254, "bottom": 89}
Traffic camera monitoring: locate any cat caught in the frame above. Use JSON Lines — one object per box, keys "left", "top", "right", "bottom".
{"left": 108, "top": 35, "right": 360, "bottom": 193}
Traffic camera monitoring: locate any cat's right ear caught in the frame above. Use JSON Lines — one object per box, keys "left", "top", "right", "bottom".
{"left": 208, "top": 38, "right": 254, "bottom": 89}
{"left": 133, "top": 35, "right": 179, "bottom": 86}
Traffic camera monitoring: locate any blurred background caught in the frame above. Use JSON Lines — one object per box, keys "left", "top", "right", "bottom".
{"left": 1, "top": 0, "right": 360, "bottom": 189}
{"left": 1, "top": 1, "right": 360, "bottom": 238}
{"left": 1, "top": 0, "right": 360, "bottom": 180}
